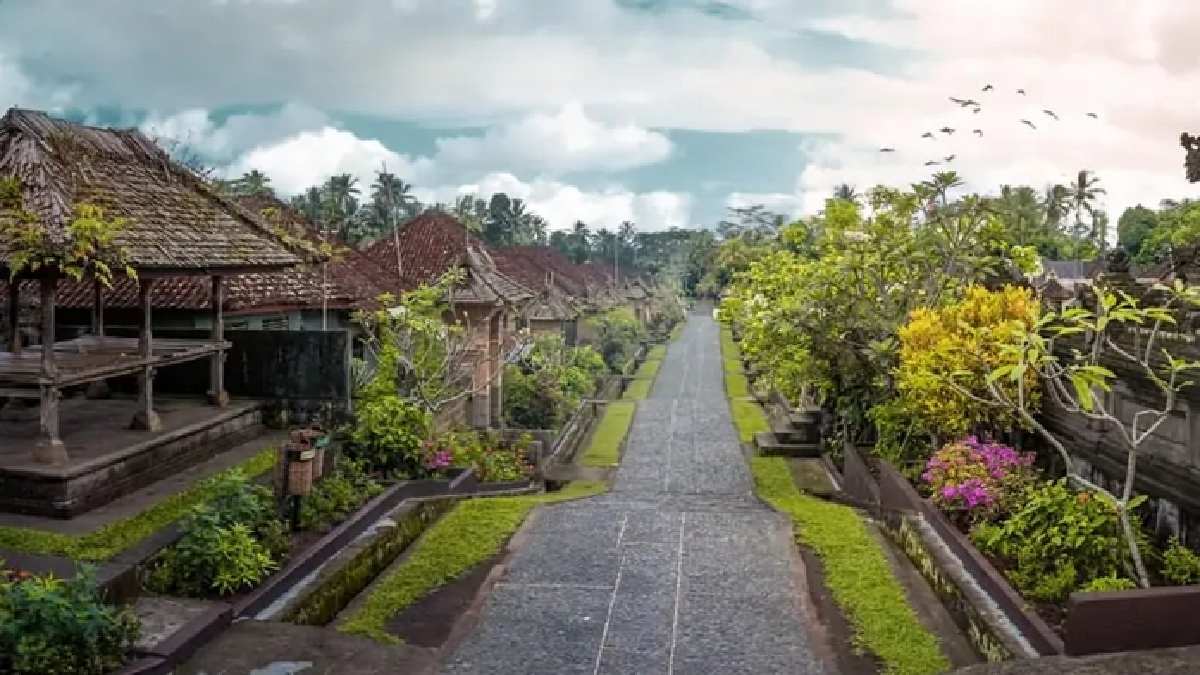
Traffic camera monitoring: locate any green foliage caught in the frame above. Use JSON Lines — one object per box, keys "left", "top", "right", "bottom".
{"left": 1161, "top": 537, "right": 1200, "bottom": 585}
{"left": 1080, "top": 575, "right": 1136, "bottom": 593}
{"left": 971, "top": 480, "right": 1137, "bottom": 602}
{"left": 0, "top": 448, "right": 276, "bottom": 561}
{"left": 887, "top": 285, "right": 1040, "bottom": 459}
{"left": 428, "top": 430, "right": 534, "bottom": 482}
{"left": 348, "top": 395, "right": 431, "bottom": 475}
{"left": 504, "top": 336, "right": 606, "bottom": 429}
{"left": 145, "top": 471, "right": 284, "bottom": 597}
{"left": 585, "top": 307, "right": 646, "bottom": 372}
{"left": 0, "top": 178, "right": 135, "bottom": 284}
{"left": 339, "top": 481, "right": 606, "bottom": 643}
{"left": 1117, "top": 204, "right": 1158, "bottom": 259}
{"left": 622, "top": 377, "right": 652, "bottom": 400}
{"left": 751, "top": 457, "right": 948, "bottom": 675}
{"left": 719, "top": 326, "right": 770, "bottom": 442}
{"left": 1139, "top": 199, "right": 1200, "bottom": 263}
{"left": 0, "top": 567, "right": 140, "bottom": 675}
{"left": 582, "top": 401, "right": 636, "bottom": 467}
{"left": 721, "top": 184, "right": 1016, "bottom": 443}
{"left": 299, "top": 459, "right": 385, "bottom": 532}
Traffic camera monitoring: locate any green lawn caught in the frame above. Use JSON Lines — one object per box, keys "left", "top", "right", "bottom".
{"left": 718, "top": 325, "right": 769, "bottom": 442}
{"left": 634, "top": 356, "right": 663, "bottom": 380}
{"left": 0, "top": 448, "right": 276, "bottom": 561}
{"left": 339, "top": 480, "right": 606, "bottom": 643}
{"left": 581, "top": 400, "right": 637, "bottom": 466}
{"left": 751, "top": 457, "right": 949, "bottom": 675}
{"left": 622, "top": 378, "right": 652, "bottom": 401}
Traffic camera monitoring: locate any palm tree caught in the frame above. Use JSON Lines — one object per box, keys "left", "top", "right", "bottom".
{"left": 321, "top": 174, "right": 360, "bottom": 242}
{"left": 923, "top": 171, "right": 964, "bottom": 209}
{"left": 568, "top": 220, "right": 592, "bottom": 264}
{"left": 1068, "top": 170, "right": 1107, "bottom": 250}
{"left": 368, "top": 170, "right": 418, "bottom": 240}
{"left": 234, "top": 169, "right": 273, "bottom": 197}
{"left": 832, "top": 183, "right": 860, "bottom": 204}
{"left": 994, "top": 185, "right": 1044, "bottom": 248}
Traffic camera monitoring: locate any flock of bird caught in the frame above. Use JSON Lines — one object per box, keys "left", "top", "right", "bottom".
{"left": 878, "top": 84, "right": 1101, "bottom": 167}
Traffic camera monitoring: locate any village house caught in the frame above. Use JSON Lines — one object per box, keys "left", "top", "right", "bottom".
{"left": 362, "top": 212, "right": 535, "bottom": 428}
{"left": 491, "top": 245, "right": 586, "bottom": 344}
{"left": 0, "top": 108, "right": 306, "bottom": 515}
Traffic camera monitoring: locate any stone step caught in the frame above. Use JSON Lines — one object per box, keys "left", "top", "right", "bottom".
{"left": 753, "top": 431, "right": 821, "bottom": 458}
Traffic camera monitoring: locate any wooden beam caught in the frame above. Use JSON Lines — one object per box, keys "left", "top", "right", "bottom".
{"left": 33, "top": 276, "right": 67, "bottom": 464}
{"left": 208, "top": 274, "right": 228, "bottom": 407}
{"left": 130, "top": 278, "right": 161, "bottom": 431}
{"left": 7, "top": 280, "right": 18, "bottom": 353}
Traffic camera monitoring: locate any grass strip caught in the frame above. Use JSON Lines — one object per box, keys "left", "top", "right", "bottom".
{"left": 718, "top": 325, "right": 769, "bottom": 442}
{"left": 622, "top": 378, "right": 653, "bottom": 401}
{"left": 338, "top": 480, "right": 607, "bottom": 644}
{"left": 0, "top": 448, "right": 276, "bottom": 561}
{"left": 646, "top": 344, "right": 668, "bottom": 361}
{"left": 634, "top": 356, "right": 663, "bottom": 380}
{"left": 751, "top": 457, "right": 949, "bottom": 675}
{"left": 581, "top": 400, "right": 637, "bottom": 466}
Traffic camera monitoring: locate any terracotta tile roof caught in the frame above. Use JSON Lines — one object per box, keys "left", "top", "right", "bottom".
{"left": 362, "top": 212, "right": 534, "bottom": 307}
{"left": 0, "top": 108, "right": 304, "bottom": 274}
{"left": 45, "top": 196, "right": 393, "bottom": 314}
{"left": 493, "top": 245, "right": 590, "bottom": 300}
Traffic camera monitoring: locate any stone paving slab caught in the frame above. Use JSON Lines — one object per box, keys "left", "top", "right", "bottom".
{"left": 441, "top": 312, "right": 826, "bottom": 674}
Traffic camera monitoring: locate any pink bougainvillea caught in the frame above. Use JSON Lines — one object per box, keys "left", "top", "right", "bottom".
{"left": 922, "top": 437, "right": 1035, "bottom": 521}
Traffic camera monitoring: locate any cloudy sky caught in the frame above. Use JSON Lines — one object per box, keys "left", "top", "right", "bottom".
{"left": 0, "top": 0, "right": 1196, "bottom": 231}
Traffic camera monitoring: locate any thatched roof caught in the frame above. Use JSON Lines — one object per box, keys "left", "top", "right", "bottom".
{"left": 37, "top": 195, "right": 393, "bottom": 315}
{"left": 362, "top": 211, "right": 534, "bottom": 307}
{"left": 0, "top": 108, "right": 304, "bottom": 275}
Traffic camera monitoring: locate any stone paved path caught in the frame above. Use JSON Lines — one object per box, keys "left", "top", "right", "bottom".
{"left": 443, "top": 310, "right": 827, "bottom": 674}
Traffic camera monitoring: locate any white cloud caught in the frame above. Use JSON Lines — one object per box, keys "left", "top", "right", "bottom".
{"left": 140, "top": 103, "right": 330, "bottom": 162}
{"left": 227, "top": 126, "right": 423, "bottom": 195}
{"left": 450, "top": 172, "right": 693, "bottom": 232}
{"left": 431, "top": 102, "right": 672, "bottom": 178}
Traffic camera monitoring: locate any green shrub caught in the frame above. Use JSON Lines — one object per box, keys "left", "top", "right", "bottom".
{"left": 423, "top": 430, "right": 534, "bottom": 482}
{"left": 145, "top": 471, "right": 284, "bottom": 597}
{"left": 971, "top": 480, "right": 1138, "bottom": 602}
{"left": 299, "top": 459, "right": 385, "bottom": 532}
{"left": 1161, "top": 537, "right": 1200, "bottom": 585}
{"left": 348, "top": 395, "right": 430, "bottom": 475}
{"left": 504, "top": 337, "right": 607, "bottom": 429}
{"left": 586, "top": 308, "right": 645, "bottom": 372}
{"left": 1080, "top": 575, "right": 1137, "bottom": 593}
{"left": 0, "top": 567, "right": 140, "bottom": 675}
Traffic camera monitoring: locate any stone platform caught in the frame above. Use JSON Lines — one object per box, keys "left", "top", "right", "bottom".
{"left": 0, "top": 396, "right": 264, "bottom": 517}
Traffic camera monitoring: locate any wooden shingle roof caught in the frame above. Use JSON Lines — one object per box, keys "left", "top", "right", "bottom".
{"left": 45, "top": 196, "right": 393, "bottom": 314}
{"left": 362, "top": 212, "right": 534, "bottom": 307}
{"left": 0, "top": 108, "right": 304, "bottom": 274}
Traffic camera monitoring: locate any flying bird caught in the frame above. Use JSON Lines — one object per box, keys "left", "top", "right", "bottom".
{"left": 972, "top": 107, "right": 982, "bottom": 114}
{"left": 1087, "top": 112, "right": 1099, "bottom": 119}
{"left": 879, "top": 147, "right": 895, "bottom": 153}
{"left": 1017, "top": 88, "right": 1027, "bottom": 95}
{"left": 973, "top": 129, "right": 983, "bottom": 136}
{"left": 921, "top": 131, "right": 935, "bottom": 139}
{"left": 924, "top": 160, "right": 940, "bottom": 166}
{"left": 939, "top": 126, "right": 956, "bottom": 135}
{"left": 982, "top": 84, "right": 994, "bottom": 92}
{"left": 1043, "top": 109, "right": 1059, "bottom": 121}
{"left": 943, "top": 154, "right": 956, "bottom": 162}
{"left": 949, "top": 96, "right": 969, "bottom": 105}
{"left": 1020, "top": 119, "right": 1036, "bottom": 129}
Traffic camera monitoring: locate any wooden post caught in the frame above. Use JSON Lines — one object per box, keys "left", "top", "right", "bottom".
{"left": 208, "top": 275, "right": 228, "bottom": 407}
{"left": 34, "top": 275, "right": 67, "bottom": 464}
{"left": 85, "top": 276, "right": 111, "bottom": 399}
{"left": 6, "top": 280, "right": 18, "bottom": 353}
{"left": 91, "top": 277, "right": 104, "bottom": 336}
{"left": 130, "top": 277, "right": 161, "bottom": 431}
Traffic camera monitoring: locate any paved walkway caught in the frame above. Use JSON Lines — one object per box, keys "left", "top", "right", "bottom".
{"left": 443, "top": 311, "right": 827, "bottom": 674}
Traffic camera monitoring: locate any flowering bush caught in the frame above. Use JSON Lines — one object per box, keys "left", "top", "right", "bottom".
{"left": 421, "top": 430, "right": 534, "bottom": 482}
{"left": 921, "top": 437, "right": 1035, "bottom": 522}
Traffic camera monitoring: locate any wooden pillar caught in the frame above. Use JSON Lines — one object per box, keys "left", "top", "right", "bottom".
{"left": 85, "top": 277, "right": 111, "bottom": 399}
{"left": 6, "top": 280, "right": 18, "bottom": 353}
{"left": 208, "top": 275, "right": 228, "bottom": 407}
{"left": 91, "top": 277, "right": 104, "bottom": 336}
{"left": 130, "top": 277, "right": 161, "bottom": 431}
{"left": 489, "top": 310, "right": 502, "bottom": 428}
{"left": 34, "top": 276, "right": 67, "bottom": 464}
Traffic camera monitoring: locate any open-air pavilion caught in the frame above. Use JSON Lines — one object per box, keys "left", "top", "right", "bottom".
{"left": 0, "top": 108, "right": 305, "bottom": 468}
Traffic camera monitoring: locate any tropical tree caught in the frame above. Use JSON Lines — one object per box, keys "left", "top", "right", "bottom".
{"left": 832, "top": 183, "right": 860, "bottom": 204}
{"left": 231, "top": 169, "right": 274, "bottom": 197}
{"left": 1069, "top": 170, "right": 1106, "bottom": 250}
{"left": 322, "top": 174, "right": 361, "bottom": 242}
{"left": 1117, "top": 205, "right": 1159, "bottom": 260}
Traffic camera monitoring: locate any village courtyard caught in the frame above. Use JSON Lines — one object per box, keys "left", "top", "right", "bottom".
{"left": 6, "top": 2, "right": 1200, "bottom": 674}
